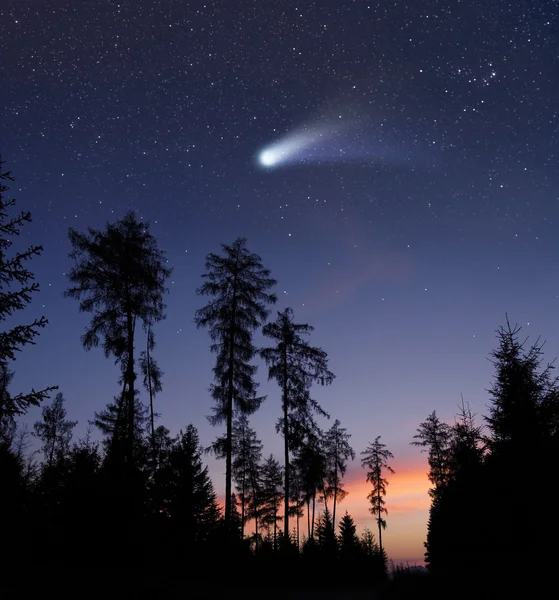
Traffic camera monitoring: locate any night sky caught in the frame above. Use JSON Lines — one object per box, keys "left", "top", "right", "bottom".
{"left": 2, "top": 1, "right": 558, "bottom": 562}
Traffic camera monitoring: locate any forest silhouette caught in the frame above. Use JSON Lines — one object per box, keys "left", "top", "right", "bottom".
{"left": 2, "top": 157, "right": 558, "bottom": 597}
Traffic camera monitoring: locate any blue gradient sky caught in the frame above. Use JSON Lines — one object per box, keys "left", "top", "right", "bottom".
{"left": 2, "top": 0, "right": 559, "bottom": 562}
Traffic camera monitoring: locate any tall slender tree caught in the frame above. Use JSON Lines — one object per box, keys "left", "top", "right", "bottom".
{"left": 323, "top": 419, "right": 355, "bottom": 526}
{"left": 360, "top": 436, "right": 395, "bottom": 557}
{"left": 0, "top": 157, "right": 56, "bottom": 419}
{"left": 65, "top": 211, "right": 171, "bottom": 466}
{"left": 139, "top": 324, "right": 163, "bottom": 476}
{"left": 195, "top": 237, "right": 276, "bottom": 528}
{"left": 261, "top": 307, "right": 334, "bottom": 543}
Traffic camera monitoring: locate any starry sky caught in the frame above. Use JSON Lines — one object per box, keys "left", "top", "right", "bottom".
{"left": 1, "top": 0, "right": 558, "bottom": 563}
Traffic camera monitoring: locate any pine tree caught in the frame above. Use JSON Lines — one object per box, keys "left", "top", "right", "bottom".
{"left": 261, "top": 307, "right": 334, "bottom": 542}
{"left": 360, "top": 436, "right": 395, "bottom": 558}
{"left": 33, "top": 392, "right": 77, "bottom": 468}
{"left": 195, "top": 237, "right": 276, "bottom": 528}
{"left": 65, "top": 211, "right": 171, "bottom": 466}
{"left": 0, "top": 157, "right": 56, "bottom": 418}
{"left": 323, "top": 419, "right": 355, "bottom": 526}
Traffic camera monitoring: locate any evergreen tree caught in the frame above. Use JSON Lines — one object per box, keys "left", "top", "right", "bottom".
{"left": 0, "top": 158, "right": 55, "bottom": 418}
{"left": 209, "top": 414, "right": 264, "bottom": 538}
{"left": 411, "top": 411, "right": 452, "bottom": 496}
{"left": 195, "top": 237, "right": 276, "bottom": 528}
{"left": 323, "top": 419, "right": 355, "bottom": 525}
{"left": 158, "top": 424, "right": 221, "bottom": 549}
{"left": 315, "top": 506, "right": 337, "bottom": 559}
{"left": 92, "top": 392, "right": 149, "bottom": 465}
{"left": 260, "top": 454, "right": 284, "bottom": 550}
{"left": 293, "top": 435, "right": 326, "bottom": 539}
{"left": 360, "top": 436, "right": 395, "bottom": 558}
{"left": 486, "top": 317, "right": 555, "bottom": 450}
{"left": 33, "top": 392, "right": 77, "bottom": 468}
{"left": 65, "top": 211, "right": 171, "bottom": 466}
{"left": 261, "top": 307, "right": 334, "bottom": 542}
{"left": 338, "top": 511, "right": 361, "bottom": 560}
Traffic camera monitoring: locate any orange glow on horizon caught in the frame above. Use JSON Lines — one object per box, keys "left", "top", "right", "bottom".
{"left": 218, "top": 460, "right": 431, "bottom": 564}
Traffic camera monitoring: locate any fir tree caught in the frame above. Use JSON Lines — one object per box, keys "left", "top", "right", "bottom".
{"left": 159, "top": 424, "right": 221, "bottom": 548}
{"left": 261, "top": 307, "right": 334, "bottom": 542}
{"left": 195, "top": 237, "right": 276, "bottom": 528}
{"left": 0, "top": 157, "right": 56, "bottom": 418}
{"left": 338, "top": 511, "right": 361, "bottom": 560}
{"left": 65, "top": 211, "right": 171, "bottom": 466}
{"left": 361, "top": 436, "right": 395, "bottom": 558}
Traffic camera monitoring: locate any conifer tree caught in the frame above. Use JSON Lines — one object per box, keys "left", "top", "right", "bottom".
{"left": 33, "top": 392, "right": 77, "bottom": 467}
{"left": 338, "top": 511, "right": 360, "bottom": 559}
{"left": 139, "top": 324, "right": 163, "bottom": 476}
{"left": 159, "top": 424, "right": 221, "bottom": 548}
{"left": 195, "top": 237, "right": 276, "bottom": 528}
{"left": 261, "top": 307, "right": 334, "bottom": 542}
{"left": 361, "top": 436, "right": 395, "bottom": 557}
{"left": 65, "top": 212, "right": 171, "bottom": 466}
{"left": 260, "top": 454, "right": 284, "bottom": 550}
{"left": 323, "top": 419, "right": 355, "bottom": 526}
{"left": 411, "top": 411, "right": 451, "bottom": 496}
{"left": 0, "top": 158, "right": 55, "bottom": 418}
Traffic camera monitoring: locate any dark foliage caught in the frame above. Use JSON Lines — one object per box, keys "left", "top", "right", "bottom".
{"left": 0, "top": 158, "right": 56, "bottom": 417}
{"left": 195, "top": 237, "right": 276, "bottom": 528}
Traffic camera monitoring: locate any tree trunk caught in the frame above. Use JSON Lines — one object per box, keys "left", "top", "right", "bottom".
{"left": 307, "top": 499, "right": 311, "bottom": 539}
{"left": 332, "top": 462, "right": 338, "bottom": 528}
{"left": 225, "top": 272, "right": 238, "bottom": 532}
{"left": 296, "top": 500, "right": 300, "bottom": 548}
{"left": 311, "top": 492, "right": 316, "bottom": 538}
{"left": 273, "top": 506, "right": 277, "bottom": 551}
{"left": 241, "top": 474, "right": 246, "bottom": 538}
{"left": 146, "top": 326, "right": 156, "bottom": 478}
{"left": 282, "top": 343, "right": 290, "bottom": 544}
{"left": 126, "top": 310, "right": 135, "bottom": 467}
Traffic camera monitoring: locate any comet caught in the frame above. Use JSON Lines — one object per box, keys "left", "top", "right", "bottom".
{"left": 257, "top": 124, "right": 338, "bottom": 169}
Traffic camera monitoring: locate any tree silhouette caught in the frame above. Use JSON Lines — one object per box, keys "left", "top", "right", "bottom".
{"left": 486, "top": 317, "right": 555, "bottom": 449}
{"left": 338, "top": 511, "right": 361, "bottom": 560}
{"left": 208, "top": 414, "right": 263, "bottom": 538}
{"left": 158, "top": 424, "right": 221, "bottom": 550}
{"left": 261, "top": 307, "right": 334, "bottom": 542}
{"left": 65, "top": 211, "right": 171, "bottom": 466}
{"left": 293, "top": 434, "right": 326, "bottom": 539}
{"left": 139, "top": 324, "right": 163, "bottom": 477}
{"left": 33, "top": 392, "right": 77, "bottom": 468}
{"left": 323, "top": 419, "right": 355, "bottom": 526}
{"left": 195, "top": 237, "right": 276, "bottom": 529}
{"left": 411, "top": 411, "right": 451, "bottom": 496}
{"left": 260, "top": 454, "right": 284, "bottom": 550}
{"left": 361, "top": 436, "right": 395, "bottom": 558}
{"left": 0, "top": 157, "right": 56, "bottom": 418}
